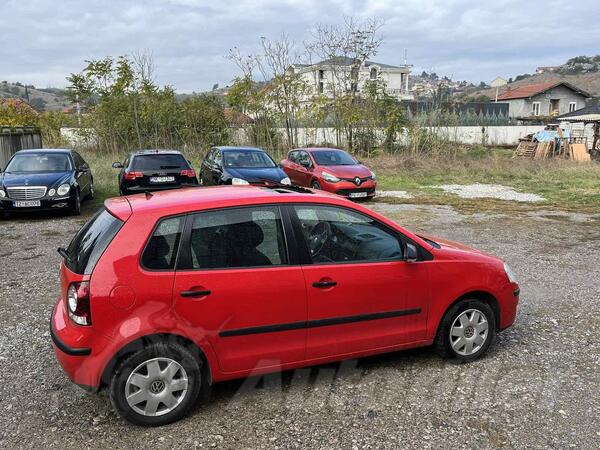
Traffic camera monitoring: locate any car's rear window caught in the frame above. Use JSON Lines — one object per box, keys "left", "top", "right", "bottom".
{"left": 64, "top": 209, "right": 123, "bottom": 275}
{"left": 131, "top": 154, "right": 188, "bottom": 171}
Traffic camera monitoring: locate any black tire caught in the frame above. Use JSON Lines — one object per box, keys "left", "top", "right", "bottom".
{"left": 311, "top": 180, "right": 322, "bottom": 190}
{"left": 109, "top": 342, "right": 205, "bottom": 426}
{"left": 70, "top": 189, "right": 81, "bottom": 215}
{"left": 434, "top": 299, "right": 496, "bottom": 363}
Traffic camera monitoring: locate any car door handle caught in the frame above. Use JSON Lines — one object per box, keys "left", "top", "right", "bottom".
{"left": 312, "top": 281, "right": 337, "bottom": 288}
{"left": 180, "top": 290, "right": 211, "bottom": 298}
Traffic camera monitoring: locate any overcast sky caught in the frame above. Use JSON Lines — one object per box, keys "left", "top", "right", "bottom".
{"left": 2, "top": 0, "right": 598, "bottom": 92}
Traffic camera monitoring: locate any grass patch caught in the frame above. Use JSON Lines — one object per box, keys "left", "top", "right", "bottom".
{"left": 368, "top": 150, "right": 600, "bottom": 212}
{"left": 77, "top": 147, "right": 600, "bottom": 213}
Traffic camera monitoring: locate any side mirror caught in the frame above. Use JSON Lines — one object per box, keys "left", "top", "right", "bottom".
{"left": 78, "top": 164, "right": 89, "bottom": 172}
{"left": 405, "top": 243, "right": 419, "bottom": 262}
{"left": 112, "top": 162, "right": 123, "bottom": 169}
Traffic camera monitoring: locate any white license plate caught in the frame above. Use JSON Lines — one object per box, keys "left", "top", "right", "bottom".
{"left": 150, "top": 176, "right": 175, "bottom": 183}
{"left": 14, "top": 200, "right": 41, "bottom": 207}
{"left": 349, "top": 192, "right": 368, "bottom": 198}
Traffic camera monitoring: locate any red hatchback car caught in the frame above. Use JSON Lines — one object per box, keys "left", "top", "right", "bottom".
{"left": 51, "top": 185, "right": 519, "bottom": 426}
{"left": 280, "top": 148, "right": 377, "bottom": 199}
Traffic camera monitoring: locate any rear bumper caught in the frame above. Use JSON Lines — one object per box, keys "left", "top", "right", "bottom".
{"left": 50, "top": 318, "right": 91, "bottom": 356}
{"left": 50, "top": 299, "right": 108, "bottom": 390}
{"left": 122, "top": 181, "right": 198, "bottom": 195}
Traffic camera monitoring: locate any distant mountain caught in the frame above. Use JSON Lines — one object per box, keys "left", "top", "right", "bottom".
{"left": 0, "top": 81, "right": 70, "bottom": 111}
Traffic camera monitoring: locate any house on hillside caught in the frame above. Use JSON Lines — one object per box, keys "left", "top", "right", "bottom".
{"left": 287, "top": 57, "right": 413, "bottom": 102}
{"left": 496, "top": 82, "right": 591, "bottom": 118}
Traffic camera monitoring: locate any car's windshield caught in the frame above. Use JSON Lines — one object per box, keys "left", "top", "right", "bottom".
{"left": 5, "top": 153, "right": 72, "bottom": 172}
{"left": 311, "top": 150, "right": 357, "bottom": 166}
{"left": 223, "top": 150, "right": 276, "bottom": 168}
{"left": 131, "top": 154, "right": 188, "bottom": 171}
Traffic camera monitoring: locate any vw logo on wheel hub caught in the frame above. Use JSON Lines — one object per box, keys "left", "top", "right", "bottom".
{"left": 149, "top": 379, "right": 166, "bottom": 394}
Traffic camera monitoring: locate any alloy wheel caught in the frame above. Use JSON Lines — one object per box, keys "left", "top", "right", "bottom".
{"left": 449, "top": 309, "right": 489, "bottom": 356}
{"left": 125, "top": 357, "right": 189, "bottom": 417}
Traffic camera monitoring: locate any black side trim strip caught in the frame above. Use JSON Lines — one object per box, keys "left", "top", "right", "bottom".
{"left": 219, "top": 308, "right": 421, "bottom": 337}
{"left": 50, "top": 318, "right": 92, "bottom": 356}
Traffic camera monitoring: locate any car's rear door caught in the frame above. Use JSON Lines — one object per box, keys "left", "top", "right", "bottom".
{"left": 172, "top": 205, "right": 307, "bottom": 374}
{"left": 288, "top": 204, "right": 429, "bottom": 360}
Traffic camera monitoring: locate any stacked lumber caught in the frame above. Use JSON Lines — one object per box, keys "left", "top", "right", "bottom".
{"left": 534, "top": 142, "right": 554, "bottom": 159}
{"left": 569, "top": 143, "right": 592, "bottom": 161}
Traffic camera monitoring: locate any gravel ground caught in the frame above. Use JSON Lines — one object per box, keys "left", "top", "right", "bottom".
{"left": 0, "top": 203, "right": 599, "bottom": 449}
{"left": 437, "top": 184, "right": 546, "bottom": 202}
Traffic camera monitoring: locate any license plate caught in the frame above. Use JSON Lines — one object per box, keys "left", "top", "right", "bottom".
{"left": 14, "top": 200, "right": 41, "bottom": 207}
{"left": 150, "top": 176, "right": 175, "bottom": 183}
{"left": 349, "top": 192, "right": 368, "bottom": 198}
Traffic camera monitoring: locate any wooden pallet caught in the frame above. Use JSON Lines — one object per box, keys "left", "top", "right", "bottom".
{"left": 514, "top": 141, "right": 537, "bottom": 158}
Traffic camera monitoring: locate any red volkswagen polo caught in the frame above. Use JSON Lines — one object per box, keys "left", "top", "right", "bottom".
{"left": 280, "top": 148, "right": 377, "bottom": 199}
{"left": 51, "top": 185, "right": 519, "bottom": 426}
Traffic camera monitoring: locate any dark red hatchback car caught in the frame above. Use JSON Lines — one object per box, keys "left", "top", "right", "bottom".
{"left": 51, "top": 185, "right": 519, "bottom": 426}
{"left": 280, "top": 148, "right": 377, "bottom": 199}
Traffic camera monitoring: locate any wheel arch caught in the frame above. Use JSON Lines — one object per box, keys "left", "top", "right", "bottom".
{"left": 99, "top": 333, "right": 212, "bottom": 390}
{"left": 439, "top": 290, "right": 501, "bottom": 334}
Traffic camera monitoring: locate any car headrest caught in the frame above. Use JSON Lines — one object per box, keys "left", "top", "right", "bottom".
{"left": 226, "top": 221, "right": 264, "bottom": 248}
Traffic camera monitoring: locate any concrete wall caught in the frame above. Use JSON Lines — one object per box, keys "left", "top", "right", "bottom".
{"left": 231, "top": 125, "right": 546, "bottom": 148}
{"left": 424, "top": 125, "right": 546, "bottom": 146}
{"left": 506, "top": 86, "right": 588, "bottom": 117}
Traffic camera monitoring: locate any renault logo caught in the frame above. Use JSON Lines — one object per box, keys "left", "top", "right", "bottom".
{"left": 354, "top": 177, "right": 361, "bottom": 186}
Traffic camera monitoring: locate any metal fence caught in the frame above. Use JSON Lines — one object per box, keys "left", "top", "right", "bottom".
{"left": 0, "top": 127, "right": 43, "bottom": 168}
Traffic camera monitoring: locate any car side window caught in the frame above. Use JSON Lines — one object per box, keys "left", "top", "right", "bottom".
{"left": 188, "top": 206, "right": 287, "bottom": 269}
{"left": 288, "top": 151, "right": 298, "bottom": 164}
{"left": 142, "top": 216, "right": 184, "bottom": 270}
{"left": 293, "top": 205, "right": 403, "bottom": 264}
{"left": 297, "top": 151, "right": 311, "bottom": 167}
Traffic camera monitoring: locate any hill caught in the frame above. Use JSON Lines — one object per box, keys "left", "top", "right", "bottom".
{"left": 0, "top": 81, "right": 70, "bottom": 111}
{"left": 470, "top": 55, "right": 600, "bottom": 99}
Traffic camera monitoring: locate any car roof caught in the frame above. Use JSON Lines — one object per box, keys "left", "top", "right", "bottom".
{"left": 14, "top": 148, "right": 72, "bottom": 154}
{"left": 131, "top": 149, "right": 184, "bottom": 156}
{"left": 215, "top": 146, "right": 267, "bottom": 152}
{"left": 105, "top": 185, "right": 346, "bottom": 219}
{"left": 303, "top": 147, "right": 346, "bottom": 152}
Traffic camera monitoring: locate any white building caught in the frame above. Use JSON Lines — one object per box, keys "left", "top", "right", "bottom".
{"left": 287, "top": 57, "right": 413, "bottom": 101}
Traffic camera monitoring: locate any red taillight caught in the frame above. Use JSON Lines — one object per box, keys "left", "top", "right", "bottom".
{"left": 67, "top": 281, "right": 91, "bottom": 326}
{"left": 123, "top": 171, "right": 143, "bottom": 181}
{"left": 180, "top": 169, "right": 196, "bottom": 178}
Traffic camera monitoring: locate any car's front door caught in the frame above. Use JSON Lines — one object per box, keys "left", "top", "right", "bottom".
{"left": 289, "top": 204, "right": 429, "bottom": 360}
{"left": 293, "top": 151, "right": 313, "bottom": 187}
{"left": 173, "top": 205, "right": 307, "bottom": 374}
{"left": 73, "top": 151, "right": 92, "bottom": 195}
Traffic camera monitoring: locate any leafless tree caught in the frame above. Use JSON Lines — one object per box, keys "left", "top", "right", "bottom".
{"left": 305, "top": 17, "right": 384, "bottom": 148}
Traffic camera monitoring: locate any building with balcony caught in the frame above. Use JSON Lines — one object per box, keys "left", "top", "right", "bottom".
{"left": 287, "top": 57, "right": 413, "bottom": 102}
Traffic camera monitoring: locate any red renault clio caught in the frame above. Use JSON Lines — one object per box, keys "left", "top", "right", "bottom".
{"left": 280, "top": 148, "right": 377, "bottom": 199}
{"left": 51, "top": 185, "right": 519, "bottom": 426}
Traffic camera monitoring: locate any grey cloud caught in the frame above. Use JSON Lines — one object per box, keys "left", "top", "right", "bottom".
{"left": 0, "top": 0, "right": 598, "bottom": 91}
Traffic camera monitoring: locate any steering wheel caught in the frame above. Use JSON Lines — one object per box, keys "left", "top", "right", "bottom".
{"left": 308, "top": 221, "right": 332, "bottom": 257}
